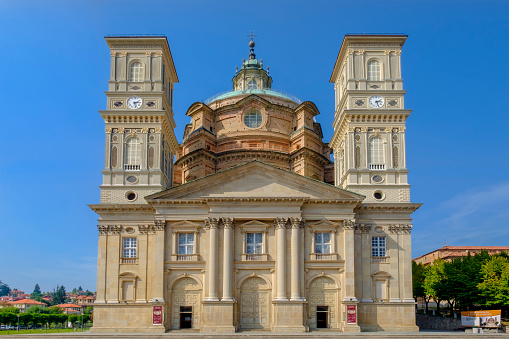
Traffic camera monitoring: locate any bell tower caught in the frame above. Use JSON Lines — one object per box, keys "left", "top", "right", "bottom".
{"left": 100, "top": 36, "right": 179, "bottom": 204}
{"left": 329, "top": 35, "right": 411, "bottom": 203}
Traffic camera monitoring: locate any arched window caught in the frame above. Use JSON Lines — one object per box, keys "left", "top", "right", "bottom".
{"left": 130, "top": 62, "right": 143, "bottom": 82}
{"left": 125, "top": 138, "right": 141, "bottom": 171}
{"left": 369, "top": 137, "right": 384, "bottom": 169}
{"left": 367, "top": 60, "right": 381, "bottom": 81}
{"left": 247, "top": 80, "right": 258, "bottom": 90}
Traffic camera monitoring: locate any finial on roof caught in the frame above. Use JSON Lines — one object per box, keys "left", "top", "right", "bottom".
{"left": 247, "top": 31, "right": 257, "bottom": 60}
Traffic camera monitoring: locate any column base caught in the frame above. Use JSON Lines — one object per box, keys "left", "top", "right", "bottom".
{"left": 221, "top": 297, "right": 235, "bottom": 302}
{"left": 390, "top": 298, "right": 402, "bottom": 303}
{"left": 360, "top": 298, "right": 373, "bottom": 303}
{"left": 343, "top": 324, "right": 361, "bottom": 332}
{"left": 273, "top": 300, "right": 306, "bottom": 332}
{"left": 203, "top": 297, "right": 219, "bottom": 302}
{"left": 290, "top": 297, "right": 306, "bottom": 301}
{"left": 202, "top": 301, "right": 235, "bottom": 332}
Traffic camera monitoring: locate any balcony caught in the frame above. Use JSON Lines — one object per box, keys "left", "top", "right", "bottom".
{"left": 310, "top": 253, "right": 339, "bottom": 261}
{"left": 171, "top": 254, "right": 199, "bottom": 262}
{"left": 371, "top": 256, "right": 389, "bottom": 263}
{"left": 369, "top": 163, "right": 386, "bottom": 171}
{"left": 120, "top": 258, "right": 138, "bottom": 264}
{"left": 241, "top": 253, "right": 269, "bottom": 261}
{"left": 124, "top": 164, "right": 141, "bottom": 171}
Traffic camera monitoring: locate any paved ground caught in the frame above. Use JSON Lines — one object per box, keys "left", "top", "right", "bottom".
{"left": 2, "top": 330, "right": 509, "bottom": 338}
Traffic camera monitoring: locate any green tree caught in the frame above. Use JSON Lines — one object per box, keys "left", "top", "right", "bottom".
{"left": 412, "top": 261, "right": 426, "bottom": 302}
{"left": 85, "top": 290, "right": 93, "bottom": 296}
{"left": 0, "top": 306, "right": 19, "bottom": 314}
{"left": 0, "top": 281, "right": 10, "bottom": 296}
{"left": 52, "top": 285, "right": 66, "bottom": 305}
{"left": 84, "top": 306, "right": 93, "bottom": 315}
{"left": 27, "top": 305, "right": 45, "bottom": 314}
{"left": 423, "top": 258, "right": 446, "bottom": 313}
{"left": 78, "top": 286, "right": 83, "bottom": 292}
{"left": 68, "top": 314, "right": 79, "bottom": 328}
{"left": 46, "top": 305, "right": 63, "bottom": 314}
{"left": 478, "top": 255, "right": 509, "bottom": 306}
{"left": 19, "top": 313, "right": 33, "bottom": 327}
{"left": 31, "top": 283, "right": 43, "bottom": 302}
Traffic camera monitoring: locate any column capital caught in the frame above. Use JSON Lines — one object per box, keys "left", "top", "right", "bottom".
{"left": 289, "top": 217, "right": 303, "bottom": 229}
{"left": 388, "top": 224, "right": 412, "bottom": 234}
{"left": 153, "top": 220, "right": 166, "bottom": 231}
{"left": 274, "top": 217, "right": 287, "bottom": 229}
{"left": 97, "top": 225, "right": 109, "bottom": 235}
{"left": 359, "top": 224, "right": 372, "bottom": 234}
{"left": 343, "top": 219, "right": 356, "bottom": 230}
{"left": 205, "top": 217, "right": 220, "bottom": 229}
{"left": 222, "top": 217, "right": 235, "bottom": 229}
{"left": 109, "top": 225, "right": 122, "bottom": 235}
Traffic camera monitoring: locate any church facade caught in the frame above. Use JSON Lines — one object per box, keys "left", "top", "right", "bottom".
{"left": 90, "top": 34, "right": 420, "bottom": 333}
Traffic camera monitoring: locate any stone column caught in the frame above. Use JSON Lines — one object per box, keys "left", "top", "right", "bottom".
{"left": 388, "top": 225, "right": 401, "bottom": 302}
{"left": 95, "top": 226, "right": 108, "bottom": 303}
{"left": 152, "top": 220, "right": 166, "bottom": 302}
{"left": 275, "top": 217, "right": 288, "bottom": 301}
{"left": 205, "top": 217, "right": 219, "bottom": 301}
{"left": 222, "top": 218, "right": 235, "bottom": 301}
{"left": 359, "top": 224, "right": 372, "bottom": 302}
{"left": 290, "top": 218, "right": 304, "bottom": 301}
{"left": 343, "top": 220, "right": 357, "bottom": 301}
{"left": 401, "top": 225, "right": 414, "bottom": 302}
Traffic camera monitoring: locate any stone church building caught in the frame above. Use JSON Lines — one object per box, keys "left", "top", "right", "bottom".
{"left": 90, "top": 34, "right": 420, "bottom": 333}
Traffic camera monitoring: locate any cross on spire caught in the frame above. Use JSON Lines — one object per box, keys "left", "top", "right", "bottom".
{"left": 248, "top": 31, "right": 256, "bottom": 41}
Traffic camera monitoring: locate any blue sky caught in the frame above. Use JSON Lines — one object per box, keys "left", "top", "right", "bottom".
{"left": 0, "top": 0, "right": 508, "bottom": 293}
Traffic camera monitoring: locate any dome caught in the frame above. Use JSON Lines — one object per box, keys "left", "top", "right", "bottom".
{"left": 205, "top": 88, "right": 302, "bottom": 105}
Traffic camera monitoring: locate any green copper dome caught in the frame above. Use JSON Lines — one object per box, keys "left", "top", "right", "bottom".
{"left": 205, "top": 89, "right": 302, "bottom": 104}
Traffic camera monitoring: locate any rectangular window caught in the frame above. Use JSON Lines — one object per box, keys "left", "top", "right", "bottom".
{"left": 123, "top": 238, "right": 137, "bottom": 258}
{"left": 315, "top": 232, "right": 331, "bottom": 254}
{"left": 246, "top": 232, "right": 263, "bottom": 254}
{"left": 372, "top": 236, "right": 386, "bottom": 257}
{"left": 178, "top": 233, "right": 194, "bottom": 254}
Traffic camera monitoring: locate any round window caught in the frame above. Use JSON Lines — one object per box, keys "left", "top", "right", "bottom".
{"left": 126, "top": 192, "right": 137, "bottom": 201}
{"left": 244, "top": 110, "right": 262, "bottom": 128}
{"left": 372, "top": 175, "right": 383, "bottom": 183}
{"left": 374, "top": 191, "right": 383, "bottom": 200}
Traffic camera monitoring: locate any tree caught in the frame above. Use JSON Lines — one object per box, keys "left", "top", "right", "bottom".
{"left": 0, "top": 306, "right": 19, "bottom": 314}
{"left": 412, "top": 261, "right": 426, "bottom": 302}
{"left": 0, "top": 281, "right": 10, "bottom": 297}
{"left": 78, "top": 286, "right": 83, "bottom": 292}
{"left": 423, "top": 258, "right": 446, "bottom": 313}
{"left": 85, "top": 290, "right": 93, "bottom": 296}
{"left": 27, "top": 305, "right": 45, "bottom": 314}
{"left": 478, "top": 255, "right": 509, "bottom": 306}
{"left": 31, "top": 283, "right": 43, "bottom": 302}
{"left": 46, "top": 306, "right": 63, "bottom": 314}
{"left": 52, "top": 285, "right": 66, "bottom": 305}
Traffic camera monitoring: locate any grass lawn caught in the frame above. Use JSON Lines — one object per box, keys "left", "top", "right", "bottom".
{"left": 0, "top": 328, "right": 89, "bottom": 335}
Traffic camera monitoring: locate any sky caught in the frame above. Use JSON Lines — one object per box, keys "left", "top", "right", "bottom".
{"left": 0, "top": 0, "right": 508, "bottom": 294}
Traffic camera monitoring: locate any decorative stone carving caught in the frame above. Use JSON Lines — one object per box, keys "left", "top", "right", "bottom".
{"left": 393, "top": 146, "right": 399, "bottom": 168}
{"left": 343, "top": 220, "right": 356, "bottom": 230}
{"left": 205, "top": 217, "right": 219, "bottom": 229}
{"left": 154, "top": 220, "right": 166, "bottom": 231}
{"left": 156, "top": 51, "right": 163, "bottom": 57}
{"left": 109, "top": 225, "right": 122, "bottom": 235}
{"left": 359, "top": 224, "right": 372, "bottom": 233}
{"left": 388, "top": 224, "right": 411, "bottom": 234}
{"left": 111, "top": 146, "right": 118, "bottom": 168}
{"left": 145, "top": 51, "right": 152, "bottom": 56}
{"left": 148, "top": 146, "right": 155, "bottom": 168}
{"left": 289, "top": 217, "right": 303, "bottom": 229}
{"left": 355, "top": 146, "right": 361, "bottom": 169}
{"left": 98, "top": 225, "right": 109, "bottom": 235}
{"left": 274, "top": 217, "right": 287, "bottom": 229}
{"left": 105, "top": 127, "right": 113, "bottom": 133}
{"left": 139, "top": 225, "right": 150, "bottom": 234}
{"left": 222, "top": 217, "right": 235, "bottom": 229}
{"left": 120, "top": 51, "right": 127, "bottom": 57}
{"left": 110, "top": 51, "right": 117, "bottom": 56}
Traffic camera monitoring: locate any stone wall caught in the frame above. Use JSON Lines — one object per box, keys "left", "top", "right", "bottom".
{"left": 416, "top": 314, "right": 462, "bottom": 331}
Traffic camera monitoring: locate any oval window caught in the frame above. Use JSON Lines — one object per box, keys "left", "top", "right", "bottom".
{"left": 244, "top": 111, "right": 262, "bottom": 128}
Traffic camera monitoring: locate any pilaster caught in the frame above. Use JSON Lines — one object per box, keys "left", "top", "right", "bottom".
{"left": 204, "top": 217, "right": 219, "bottom": 301}
{"left": 151, "top": 220, "right": 166, "bottom": 302}
{"left": 274, "top": 217, "right": 288, "bottom": 301}
{"left": 222, "top": 217, "right": 235, "bottom": 302}
{"left": 289, "top": 217, "right": 305, "bottom": 301}
{"left": 343, "top": 220, "right": 357, "bottom": 301}
{"left": 359, "top": 224, "right": 372, "bottom": 302}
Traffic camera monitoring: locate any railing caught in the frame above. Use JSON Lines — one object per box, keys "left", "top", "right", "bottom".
{"left": 315, "top": 254, "right": 334, "bottom": 260}
{"left": 245, "top": 254, "right": 263, "bottom": 261}
{"left": 120, "top": 258, "right": 138, "bottom": 264}
{"left": 371, "top": 256, "right": 389, "bottom": 263}
{"left": 176, "top": 254, "right": 194, "bottom": 261}
{"left": 124, "top": 164, "right": 141, "bottom": 171}
{"left": 369, "top": 163, "right": 386, "bottom": 170}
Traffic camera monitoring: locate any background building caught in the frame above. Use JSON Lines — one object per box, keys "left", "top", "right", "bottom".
{"left": 90, "top": 34, "right": 420, "bottom": 333}
{"left": 413, "top": 246, "right": 509, "bottom": 266}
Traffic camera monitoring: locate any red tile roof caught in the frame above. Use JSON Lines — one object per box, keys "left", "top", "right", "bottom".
{"left": 9, "top": 299, "right": 45, "bottom": 305}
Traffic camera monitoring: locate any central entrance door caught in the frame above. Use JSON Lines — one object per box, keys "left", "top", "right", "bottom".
{"left": 316, "top": 306, "right": 328, "bottom": 328}
{"left": 240, "top": 277, "right": 269, "bottom": 329}
{"left": 179, "top": 306, "right": 192, "bottom": 328}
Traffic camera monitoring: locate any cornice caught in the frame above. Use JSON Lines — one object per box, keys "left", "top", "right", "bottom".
{"left": 355, "top": 203, "right": 422, "bottom": 212}
{"left": 89, "top": 204, "right": 155, "bottom": 212}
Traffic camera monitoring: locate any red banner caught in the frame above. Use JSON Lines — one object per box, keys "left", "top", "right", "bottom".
{"left": 347, "top": 305, "right": 356, "bottom": 324}
{"left": 153, "top": 306, "right": 162, "bottom": 325}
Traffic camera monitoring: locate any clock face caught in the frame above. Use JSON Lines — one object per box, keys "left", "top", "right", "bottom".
{"left": 127, "top": 97, "right": 142, "bottom": 109}
{"left": 369, "top": 96, "right": 384, "bottom": 108}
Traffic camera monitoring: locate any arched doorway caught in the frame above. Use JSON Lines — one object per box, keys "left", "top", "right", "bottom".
{"left": 239, "top": 277, "right": 270, "bottom": 330}
{"left": 170, "top": 277, "right": 202, "bottom": 330}
{"left": 308, "top": 276, "right": 338, "bottom": 329}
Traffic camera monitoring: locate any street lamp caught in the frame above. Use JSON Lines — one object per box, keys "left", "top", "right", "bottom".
{"left": 17, "top": 313, "right": 20, "bottom": 331}
{"left": 80, "top": 308, "right": 83, "bottom": 331}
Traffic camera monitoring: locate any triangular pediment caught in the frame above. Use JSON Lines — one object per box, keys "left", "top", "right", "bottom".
{"left": 239, "top": 220, "right": 270, "bottom": 228}
{"left": 147, "top": 161, "right": 364, "bottom": 202}
{"left": 308, "top": 219, "right": 339, "bottom": 228}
